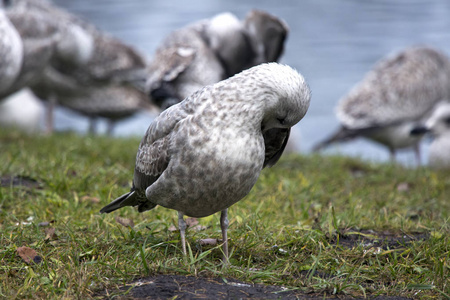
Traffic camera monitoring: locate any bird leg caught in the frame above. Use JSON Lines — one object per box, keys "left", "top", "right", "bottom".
{"left": 88, "top": 117, "right": 98, "bottom": 135}
{"left": 220, "top": 209, "right": 229, "bottom": 263}
{"left": 178, "top": 211, "right": 187, "bottom": 256}
{"left": 389, "top": 148, "right": 396, "bottom": 163}
{"left": 413, "top": 143, "right": 422, "bottom": 166}
{"left": 45, "top": 95, "right": 56, "bottom": 134}
{"left": 106, "top": 119, "right": 115, "bottom": 136}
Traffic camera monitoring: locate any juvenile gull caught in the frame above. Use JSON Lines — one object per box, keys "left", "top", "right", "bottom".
{"left": 101, "top": 63, "right": 311, "bottom": 261}
{"left": 146, "top": 10, "right": 288, "bottom": 110}
{"left": 413, "top": 102, "right": 450, "bottom": 169}
{"left": 2, "top": 0, "right": 60, "bottom": 99}
{"left": 8, "top": 0, "right": 150, "bottom": 134}
{"left": 313, "top": 46, "right": 450, "bottom": 164}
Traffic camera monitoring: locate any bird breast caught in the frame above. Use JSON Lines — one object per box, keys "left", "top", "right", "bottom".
{"left": 146, "top": 118, "right": 265, "bottom": 218}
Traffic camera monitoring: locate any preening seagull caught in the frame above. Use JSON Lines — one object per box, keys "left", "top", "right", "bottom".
{"left": 100, "top": 63, "right": 311, "bottom": 262}
{"left": 313, "top": 46, "right": 450, "bottom": 164}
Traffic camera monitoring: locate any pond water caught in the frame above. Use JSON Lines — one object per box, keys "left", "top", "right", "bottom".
{"left": 52, "top": 0, "right": 450, "bottom": 164}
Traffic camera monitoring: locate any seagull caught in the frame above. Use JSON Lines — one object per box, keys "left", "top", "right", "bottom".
{"left": 412, "top": 102, "right": 450, "bottom": 169}
{"left": 100, "top": 63, "right": 311, "bottom": 262}
{"left": 313, "top": 46, "right": 450, "bottom": 164}
{"left": 146, "top": 10, "right": 288, "bottom": 110}
{"left": 0, "top": 0, "right": 23, "bottom": 96}
{"left": 8, "top": 0, "right": 150, "bottom": 134}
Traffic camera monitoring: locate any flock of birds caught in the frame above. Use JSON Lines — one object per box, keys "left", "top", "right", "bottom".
{"left": 0, "top": 0, "right": 288, "bottom": 134}
{"left": 0, "top": 0, "right": 449, "bottom": 169}
{"left": 1, "top": 0, "right": 450, "bottom": 260}
{"left": 1, "top": 0, "right": 449, "bottom": 170}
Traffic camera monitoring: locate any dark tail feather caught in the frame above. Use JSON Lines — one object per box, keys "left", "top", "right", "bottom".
{"left": 312, "top": 126, "right": 360, "bottom": 152}
{"left": 100, "top": 191, "right": 138, "bottom": 214}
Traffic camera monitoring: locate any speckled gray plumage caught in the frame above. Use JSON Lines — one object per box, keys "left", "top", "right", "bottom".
{"left": 146, "top": 10, "right": 288, "bottom": 110}
{"left": 8, "top": 0, "right": 150, "bottom": 132}
{"left": 56, "top": 85, "right": 151, "bottom": 119}
{"left": 0, "top": 3, "right": 23, "bottom": 96}
{"left": 423, "top": 102, "right": 450, "bottom": 169}
{"left": 146, "top": 19, "right": 224, "bottom": 108}
{"left": 337, "top": 46, "right": 450, "bottom": 129}
{"left": 314, "top": 46, "right": 450, "bottom": 162}
{"left": 101, "top": 62, "right": 311, "bottom": 218}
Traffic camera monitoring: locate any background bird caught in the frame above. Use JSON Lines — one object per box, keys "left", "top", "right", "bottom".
{"left": 2, "top": 0, "right": 60, "bottom": 99}
{"left": 100, "top": 63, "right": 311, "bottom": 262}
{"left": 6, "top": 0, "right": 151, "bottom": 134}
{"left": 146, "top": 10, "right": 288, "bottom": 110}
{"left": 313, "top": 46, "right": 450, "bottom": 164}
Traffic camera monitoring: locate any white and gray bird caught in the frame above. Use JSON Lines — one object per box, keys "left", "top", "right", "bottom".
{"left": 100, "top": 63, "right": 311, "bottom": 262}
{"left": 1, "top": 0, "right": 61, "bottom": 99}
{"left": 0, "top": 0, "right": 23, "bottom": 96}
{"left": 146, "top": 10, "right": 288, "bottom": 110}
{"left": 313, "top": 46, "right": 450, "bottom": 164}
{"left": 7, "top": 0, "right": 150, "bottom": 134}
{"left": 413, "top": 102, "right": 450, "bottom": 169}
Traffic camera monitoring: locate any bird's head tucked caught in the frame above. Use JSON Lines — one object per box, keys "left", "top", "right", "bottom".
{"left": 257, "top": 63, "right": 311, "bottom": 132}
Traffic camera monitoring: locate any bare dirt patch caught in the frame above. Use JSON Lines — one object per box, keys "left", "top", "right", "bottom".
{"left": 333, "top": 229, "right": 429, "bottom": 250}
{"left": 103, "top": 274, "right": 412, "bottom": 299}
{"left": 0, "top": 175, "right": 42, "bottom": 189}
{"left": 98, "top": 230, "right": 426, "bottom": 299}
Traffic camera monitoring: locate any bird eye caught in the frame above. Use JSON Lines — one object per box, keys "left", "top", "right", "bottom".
{"left": 277, "top": 118, "right": 286, "bottom": 125}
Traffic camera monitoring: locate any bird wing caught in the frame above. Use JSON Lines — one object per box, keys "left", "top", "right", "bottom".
{"left": 263, "top": 128, "right": 290, "bottom": 168}
{"left": 149, "top": 24, "right": 206, "bottom": 85}
{"left": 146, "top": 46, "right": 196, "bottom": 99}
{"left": 84, "top": 33, "right": 147, "bottom": 83}
{"left": 27, "top": 0, "right": 146, "bottom": 84}
{"left": 133, "top": 102, "right": 192, "bottom": 189}
{"left": 337, "top": 47, "right": 450, "bottom": 129}
{"left": 146, "top": 22, "right": 226, "bottom": 108}
{"left": 133, "top": 135, "right": 171, "bottom": 189}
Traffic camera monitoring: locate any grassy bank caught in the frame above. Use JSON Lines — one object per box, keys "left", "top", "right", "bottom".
{"left": 0, "top": 131, "right": 449, "bottom": 299}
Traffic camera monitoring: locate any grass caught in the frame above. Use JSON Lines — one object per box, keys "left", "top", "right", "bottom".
{"left": 0, "top": 130, "right": 449, "bottom": 299}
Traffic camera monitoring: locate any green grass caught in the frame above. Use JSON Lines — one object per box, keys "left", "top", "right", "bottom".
{"left": 0, "top": 130, "right": 449, "bottom": 299}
